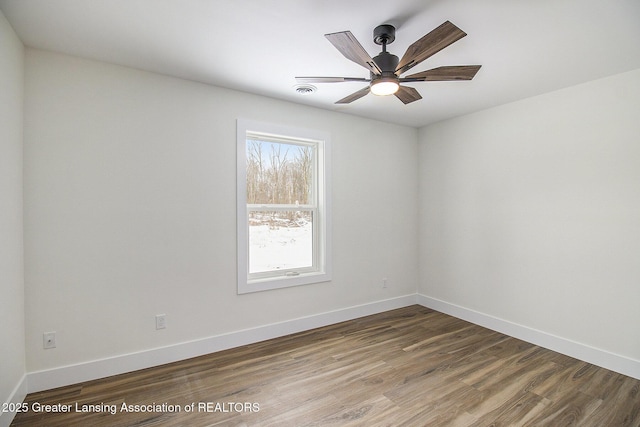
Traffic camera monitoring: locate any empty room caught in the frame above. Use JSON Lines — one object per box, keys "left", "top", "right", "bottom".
{"left": 1, "top": 0, "right": 639, "bottom": 426}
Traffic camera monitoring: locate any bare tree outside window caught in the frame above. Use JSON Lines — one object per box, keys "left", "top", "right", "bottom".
{"left": 247, "top": 140, "right": 312, "bottom": 205}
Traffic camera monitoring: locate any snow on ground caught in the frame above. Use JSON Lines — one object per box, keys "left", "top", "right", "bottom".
{"left": 249, "top": 221, "right": 312, "bottom": 273}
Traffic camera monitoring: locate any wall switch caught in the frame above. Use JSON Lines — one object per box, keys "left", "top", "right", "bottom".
{"left": 43, "top": 332, "right": 56, "bottom": 349}
{"left": 155, "top": 314, "right": 167, "bottom": 330}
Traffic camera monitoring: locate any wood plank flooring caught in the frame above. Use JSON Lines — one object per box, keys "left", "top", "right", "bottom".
{"left": 11, "top": 306, "right": 640, "bottom": 426}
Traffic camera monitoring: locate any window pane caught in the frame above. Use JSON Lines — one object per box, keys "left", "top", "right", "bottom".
{"left": 246, "top": 140, "right": 313, "bottom": 205}
{"left": 249, "top": 210, "right": 313, "bottom": 274}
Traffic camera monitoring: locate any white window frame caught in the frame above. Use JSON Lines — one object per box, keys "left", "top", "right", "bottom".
{"left": 237, "top": 118, "right": 332, "bottom": 294}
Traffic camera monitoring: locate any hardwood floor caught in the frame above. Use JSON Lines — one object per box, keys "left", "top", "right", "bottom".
{"left": 11, "top": 306, "right": 640, "bottom": 426}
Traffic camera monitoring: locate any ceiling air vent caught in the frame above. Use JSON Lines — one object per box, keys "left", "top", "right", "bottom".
{"left": 293, "top": 84, "right": 317, "bottom": 95}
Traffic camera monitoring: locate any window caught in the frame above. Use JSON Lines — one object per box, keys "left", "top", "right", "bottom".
{"left": 237, "top": 119, "right": 331, "bottom": 293}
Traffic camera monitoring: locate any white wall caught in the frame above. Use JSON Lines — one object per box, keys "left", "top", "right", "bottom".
{"left": 0, "top": 8, "right": 25, "bottom": 426}
{"left": 23, "top": 49, "right": 418, "bottom": 373}
{"left": 418, "top": 69, "right": 640, "bottom": 365}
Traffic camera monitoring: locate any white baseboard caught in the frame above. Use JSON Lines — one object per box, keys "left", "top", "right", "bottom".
{"left": 27, "top": 294, "right": 418, "bottom": 393}
{"left": 0, "top": 375, "right": 27, "bottom": 427}
{"left": 24, "top": 292, "right": 639, "bottom": 395}
{"left": 417, "top": 294, "right": 640, "bottom": 380}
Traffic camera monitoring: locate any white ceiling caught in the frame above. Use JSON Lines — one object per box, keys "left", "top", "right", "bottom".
{"left": 2, "top": 0, "right": 639, "bottom": 128}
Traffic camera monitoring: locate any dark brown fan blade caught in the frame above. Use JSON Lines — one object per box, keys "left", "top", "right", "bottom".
{"left": 335, "top": 86, "right": 370, "bottom": 104}
{"left": 325, "top": 31, "right": 381, "bottom": 75}
{"left": 396, "top": 21, "right": 467, "bottom": 75}
{"left": 401, "top": 65, "right": 481, "bottom": 82}
{"left": 296, "top": 77, "right": 370, "bottom": 83}
{"left": 394, "top": 86, "right": 422, "bottom": 104}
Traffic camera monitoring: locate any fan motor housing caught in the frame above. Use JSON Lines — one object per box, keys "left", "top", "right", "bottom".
{"left": 373, "top": 51, "right": 399, "bottom": 75}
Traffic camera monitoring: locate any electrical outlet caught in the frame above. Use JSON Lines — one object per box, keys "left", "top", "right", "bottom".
{"left": 382, "top": 278, "right": 388, "bottom": 288}
{"left": 43, "top": 332, "right": 56, "bottom": 349}
{"left": 155, "top": 314, "right": 167, "bottom": 330}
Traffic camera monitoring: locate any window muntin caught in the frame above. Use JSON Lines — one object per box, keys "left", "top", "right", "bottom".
{"left": 237, "top": 119, "right": 331, "bottom": 293}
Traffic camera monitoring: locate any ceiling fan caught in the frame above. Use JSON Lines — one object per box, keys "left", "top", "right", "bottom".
{"left": 296, "top": 21, "right": 481, "bottom": 104}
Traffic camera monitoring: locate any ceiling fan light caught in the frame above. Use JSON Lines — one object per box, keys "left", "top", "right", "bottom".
{"left": 370, "top": 78, "right": 399, "bottom": 96}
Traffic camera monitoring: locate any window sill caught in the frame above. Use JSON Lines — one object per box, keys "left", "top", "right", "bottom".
{"left": 238, "top": 271, "right": 331, "bottom": 294}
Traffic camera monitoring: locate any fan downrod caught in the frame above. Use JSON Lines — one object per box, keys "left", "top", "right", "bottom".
{"left": 373, "top": 24, "right": 396, "bottom": 46}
